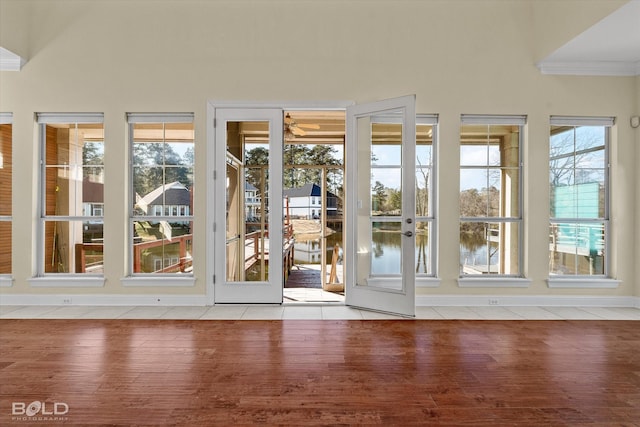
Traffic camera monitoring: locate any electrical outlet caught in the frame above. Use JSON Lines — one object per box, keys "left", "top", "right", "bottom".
{"left": 62, "top": 298, "right": 72, "bottom": 304}
{"left": 489, "top": 298, "right": 499, "bottom": 305}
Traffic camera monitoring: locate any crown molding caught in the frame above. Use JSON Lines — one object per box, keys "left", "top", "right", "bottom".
{"left": 0, "top": 48, "right": 25, "bottom": 71}
{"left": 536, "top": 60, "right": 639, "bottom": 77}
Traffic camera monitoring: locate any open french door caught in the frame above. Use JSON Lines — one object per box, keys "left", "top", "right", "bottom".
{"left": 345, "top": 95, "right": 416, "bottom": 317}
{"left": 213, "top": 108, "right": 283, "bottom": 303}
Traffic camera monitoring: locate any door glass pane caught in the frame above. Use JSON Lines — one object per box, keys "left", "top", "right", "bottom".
{"left": 226, "top": 121, "right": 270, "bottom": 282}
{"left": 371, "top": 221, "right": 402, "bottom": 276}
{"left": 355, "top": 113, "right": 404, "bottom": 291}
{"left": 371, "top": 168, "right": 401, "bottom": 216}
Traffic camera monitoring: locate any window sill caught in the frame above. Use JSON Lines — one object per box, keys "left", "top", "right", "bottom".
{"left": 457, "top": 277, "right": 531, "bottom": 288}
{"left": 547, "top": 277, "right": 621, "bottom": 289}
{"left": 29, "top": 276, "right": 105, "bottom": 288}
{"left": 0, "top": 276, "right": 14, "bottom": 287}
{"left": 416, "top": 277, "right": 441, "bottom": 288}
{"left": 121, "top": 276, "right": 195, "bottom": 287}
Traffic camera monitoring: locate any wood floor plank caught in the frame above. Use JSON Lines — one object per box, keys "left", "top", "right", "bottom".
{"left": 0, "top": 319, "right": 638, "bottom": 426}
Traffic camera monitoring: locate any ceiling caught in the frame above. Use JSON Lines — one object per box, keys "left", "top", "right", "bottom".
{"left": 537, "top": 0, "right": 640, "bottom": 76}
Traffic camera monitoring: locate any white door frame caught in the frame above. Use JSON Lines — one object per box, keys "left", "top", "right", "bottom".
{"left": 206, "top": 101, "right": 352, "bottom": 304}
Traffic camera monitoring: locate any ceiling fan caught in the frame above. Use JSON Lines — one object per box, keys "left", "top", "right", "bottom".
{"left": 284, "top": 113, "right": 320, "bottom": 140}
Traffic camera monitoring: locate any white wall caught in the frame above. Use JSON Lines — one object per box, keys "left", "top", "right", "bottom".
{"left": 0, "top": 0, "right": 636, "bottom": 303}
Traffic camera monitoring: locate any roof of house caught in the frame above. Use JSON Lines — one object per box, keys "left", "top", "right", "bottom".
{"left": 137, "top": 182, "right": 191, "bottom": 213}
{"left": 283, "top": 183, "right": 336, "bottom": 199}
{"left": 82, "top": 178, "right": 104, "bottom": 203}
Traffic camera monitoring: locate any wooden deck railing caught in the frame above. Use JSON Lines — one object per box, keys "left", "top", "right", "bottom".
{"left": 75, "top": 234, "right": 193, "bottom": 273}
{"left": 244, "top": 224, "right": 295, "bottom": 278}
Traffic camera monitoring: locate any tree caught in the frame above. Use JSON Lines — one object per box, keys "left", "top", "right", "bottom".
{"left": 372, "top": 181, "right": 386, "bottom": 213}
{"left": 132, "top": 143, "right": 192, "bottom": 197}
{"left": 83, "top": 142, "right": 104, "bottom": 182}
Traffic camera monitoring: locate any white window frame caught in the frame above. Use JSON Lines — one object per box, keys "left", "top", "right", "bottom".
{"left": 547, "top": 116, "right": 619, "bottom": 289}
{"left": 0, "top": 113, "right": 13, "bottom": 287}
{"left": 415, "top": 115, "right": 438, "bottom": 283}
{"left": 122, "top": 113, "right": 195, "bottom": 287}
{"left": 29, "top": 113, "right": 105, "bottom": 287}
{"left": 457, "top": 114, "right": 530, "bottom": 288}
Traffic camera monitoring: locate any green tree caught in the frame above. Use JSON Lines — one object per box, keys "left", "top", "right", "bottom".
{"left": 372, "top": 181, "right": 386, "bottom": 213}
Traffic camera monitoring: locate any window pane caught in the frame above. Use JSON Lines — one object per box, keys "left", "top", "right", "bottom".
{"left": 133, "top": 220, "right": 193, "bottom": 273}
{"left": 371, "top": 144, "right": 401, "bottom": 166}
{"left": 415, "top": 221, "right": 431, "bottom": 275}
{"left": 0, "top": 221, "right": 10, "bottom": 274}
{"left": 0, "top": 123, "right": 13, "bottom": 216}
{"left": 549, "top": 222, "right": 605, "bottom": 275}
{"left": 575, "top": 126, "right": 605, "bottom": 150}
{"left": 460, "top": 221, "right": 520, "bottom": 275}
{"left": 415, "top": 168, "right": 431, "bottom": 217}
{"left": 45, "top": 123, "right": 105, "bottom": 218}
{"left": 43, "top": 220, "right": 104, "bottom": 273}
{"left": 460, "top": 144, "right": 487, "bottom": 166}
{"left": 371, "top": 168, "right": 401, "bottom": 216}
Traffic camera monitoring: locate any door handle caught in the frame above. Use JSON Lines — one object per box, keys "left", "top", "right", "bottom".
{"left": 403, "top": 231, "right": 413, "bottom": 237}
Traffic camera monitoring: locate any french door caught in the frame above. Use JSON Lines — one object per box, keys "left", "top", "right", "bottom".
{"left": 213, "top": 108, "right": 283, "bottom": 303}
{"left": 345, "top": 95, "right": 417, "bottom": 317}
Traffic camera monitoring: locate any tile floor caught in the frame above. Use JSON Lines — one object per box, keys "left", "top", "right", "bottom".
{"left": 1, "top": 304, "right": 639, "bottom": 320}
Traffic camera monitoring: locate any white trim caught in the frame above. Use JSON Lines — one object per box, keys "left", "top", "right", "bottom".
{"left": 416, "top": 277, "right": 441, "bottom": 288}
{"left": 208, "top": 100, "right": 353, "bottom": 110}
{"left": 28, "top": 276, "right": 105, "bottom": 287}
{"left": 121, "top": 276, "right": 195, "bottom": 287}
{"left": 416, "top": 295, "right": 638, "bottom": 308}
{"left": 460, "top": 114, "right": 527, "bottom": 125}
{"left": 1, "top": 294, "right": 637, "bottom": 309}
{"left": 0, "top": 113, "right": 13, "bottom": 124}
{"left": 0, "top": 276, "right": 14, "bottom": 287}
{"left": 0, "top": 47, "right": 25, "bottom": 71}
{"left": 550, "top": 116, "right": 615, "bottom": 127}
{"left": 372, "top": 113, "right": 439, "bottom": 125}
{"left": 36, "top": 113, "right": 104, "bottom": 124}
{"left": 457, "top": 277, "right": 531, "bottom": 288}
{"left": 536, "top": 61, "right": 639, "bottom": 77}
{"left": 0, "top": 294, "right": 206, "bottom": 306}
{"left": 126, "top": 113, "right": 194, "bottom": 123}
{"left": 547, "top": 278, "right": 621, "bottom": 289}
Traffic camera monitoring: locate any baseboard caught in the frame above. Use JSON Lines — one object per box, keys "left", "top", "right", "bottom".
{"left": 1, "top": 293, "right": 638, "bottom": 309}
{"left": 0, "top": 294, "right": 208, "bottom": 306}
{"left": 416, "top": 295, "right": 640, "bottom": 308}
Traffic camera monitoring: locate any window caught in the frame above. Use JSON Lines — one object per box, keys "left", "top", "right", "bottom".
{"left": 549, "top": 116, "right": 612, "bottom": 277}
{"left": 414, "top": 116, "right": 437, "bottom": 276}
{"left": 128, "top": 113, "right": 194, "bottom": 275}
{"left": 37, "top": 113, "right": 105, "bottom": 275}
{"left": 459, "top": 115, "right": 524, "bottom": 277}
{"left": 0, "top": 113, "right": 12, "bottom": 282}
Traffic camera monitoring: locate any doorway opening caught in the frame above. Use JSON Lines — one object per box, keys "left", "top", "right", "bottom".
{"left": 239, "top": 110, "right": 346, "bottom": 303}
